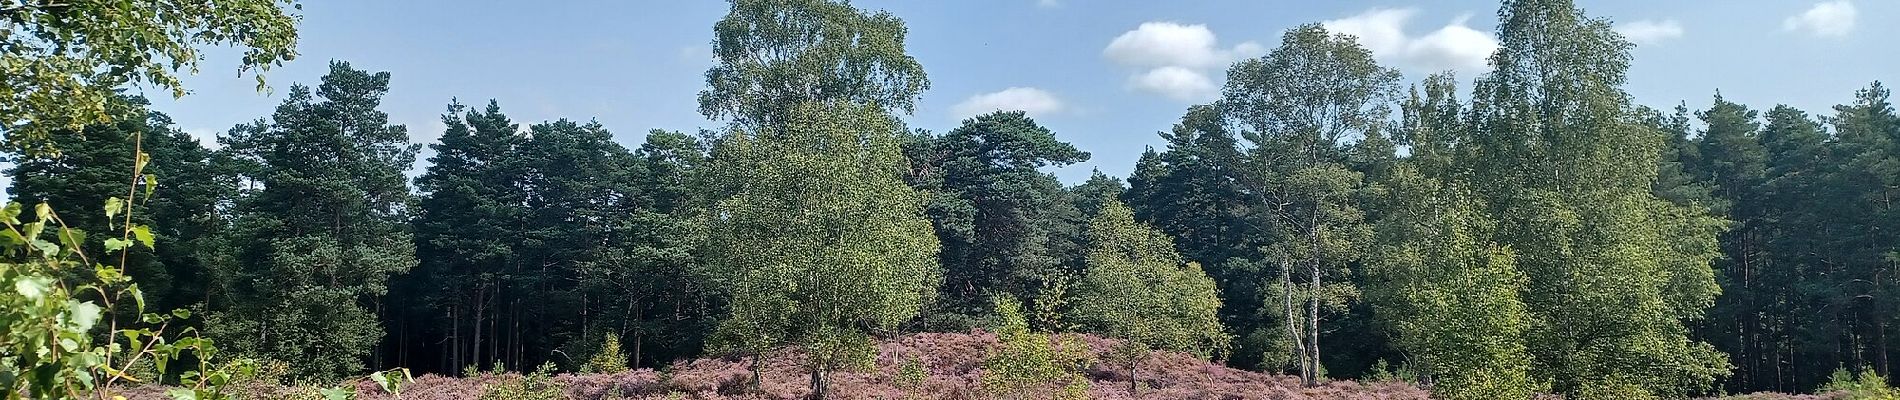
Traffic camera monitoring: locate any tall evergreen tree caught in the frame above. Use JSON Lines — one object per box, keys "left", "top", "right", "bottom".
{"left": 909, "top": 111, "right": 1089, "bottom": 325}
{"left": 583, "top": 129, "right": 717, "bottom": 369}
{"left": 1683, "top": 93, "right": 1775, "bottom": 392}
{"left": 208, "top": 61, "right": 421, "bottom": 380}
{"left": 402, "top": 100, "right": 527, "bottom": 373}
{"left": 1812, "top": 82, "right": 1900, "bottom": 382}
{"left": 1122, "top": 104, "right": 1264, "bottom": 367}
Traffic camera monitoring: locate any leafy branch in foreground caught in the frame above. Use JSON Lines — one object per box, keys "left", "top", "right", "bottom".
{"left": 0, "top": 132, "right": 252, "bottom": 399}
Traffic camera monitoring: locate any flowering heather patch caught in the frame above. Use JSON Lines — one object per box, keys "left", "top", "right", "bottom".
{"left": 106, "top": 331, "right": 1433, "bottom": 399}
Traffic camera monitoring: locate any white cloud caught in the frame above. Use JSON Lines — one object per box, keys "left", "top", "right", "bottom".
{"left": 1323, "top": 8, "right": 1498, "bottom": 73}
{"left": 1102, "top": 22, "right": 1258, "bottom": 101}
{"left": 952, "top": 87, "right": 1066, "bottom": 118}
{"left": 1616, "top": 20, "right": 1685, "bottom": 45}
{"left": 1784, "top": 1, "right": 1856, "bottom": 37}
{"left": 1128, "top": 67, "right": 1217, "bottom": 101}
{"left": 1104, "top": 22, "right": 1261, "bottom": 69}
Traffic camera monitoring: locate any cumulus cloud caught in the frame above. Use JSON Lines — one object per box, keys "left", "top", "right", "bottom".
{"left": 1616, "top": 20, "right": 1685, "bottom": 45}
{"left": 1104, "top": 22, "right": 1263, "bottom": 69}
{"left": 952, "top": 87, "right": 1066, "bottom": 118}
{"left": 1322, "top": 8, "right": 1498, "bottom": 73}
{"left": 1784, "top": 1, "right": 1856, "bottom": 37}
{"left": 1128, "top": 67, "right": 1217, "bottom": 101}
{"left": 1102, "top": 22, "right": 1259, "bottom": 101}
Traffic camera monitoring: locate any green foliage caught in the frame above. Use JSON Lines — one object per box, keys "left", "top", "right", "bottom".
{"left": 1819, "top": 368, "right": 1899, "bottom": 400}
{"left": 206, "top": 61, "right": 419, "bottom": 380}
{"left": 583, "top": 335, "right": 630, "bottom": 374}
{"left": 368, "top": 368, "right": 413, "bottom": 397}
{"left": 1218, "top": 23, "right": 1395, "bottom": 384}
{"left": 979, "top": 297, "right": 1090, "bottom": 400}
{"left": 1366, "top": 165, "right": 1537, "bottom": 400}
{"left": 479, "top": 362, "right": 565, "bottom": 400}
{"left": 0, "top": 129, "right": 253, "bottom": 399}
{"left": 1123, "top": 105, "right": 1265, "bottom": 367}
{"left": 8, "top": 95, "right": 231, "bottom": 318}
{"left": 894, "top": 354, "right": 926, "bottom": 390}
{"left": 0, "top": 0, "right": 300, "bottom": 151}
{"left": 700, "top": 0, "right": 929, "bottom": 129}
{"left": 1069, "top": 201, "right": 1229, "bottom": 359}
{"left": 907, "top": 111, "right": 1090, "bottom": 323}
{"left": 1468, "top": 1, "right": 1729, "bottom": 397}
{"left": 703, "top": 101, "right": 941, "bottom": 398}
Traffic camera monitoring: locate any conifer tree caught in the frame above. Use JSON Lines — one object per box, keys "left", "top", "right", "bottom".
{"left": 209, "top": 61, "right": 420, "bottom": 380}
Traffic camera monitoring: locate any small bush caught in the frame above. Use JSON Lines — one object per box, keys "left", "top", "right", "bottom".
{"left": 980, "top": 297, "right": 1092, "bottom": 400}
{"left": 584, "top": 335, "right": 631, "bottom": 374}
{"left": 479, "top": 362, "right": 566, "bottom": 400}
{"left": 1819, "top": 368, "right": 1898, "bottom": 400}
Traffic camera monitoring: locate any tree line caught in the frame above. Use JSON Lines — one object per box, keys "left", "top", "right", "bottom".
{"left": 4, "top": 0, "right": 1896, "bottom": 399}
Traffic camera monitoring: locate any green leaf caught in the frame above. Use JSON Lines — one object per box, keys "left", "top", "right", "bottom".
{"left": 131, "top": 224, "right": 154, "bottom": 249}
{"left": 165, "top": 387, "right": 198, "bottom": 400}
{"left": 69, "top": 301, "right": 102, "bottom": 330}
{"left": 14, "top": 276, "right": 55, "bottom": 300}
{"left": 172, "top": 308, "right": 192, "bottom": 320}
{"left": 56, "top": 227, "right": 86, "bottom": 256}
{"left": 31, "top": 240, "right": 58, "bottom": 257}
{"left": 370, "top": 370, "right": 391, "bottom": 392}
{"left": 105, "top": 196, "right": 124, "bottom": 220}
{"left": 319, "top": 386, "right": 354, "bottom": 400}
{"left": 143, "top": 174, "right": 157, "bottom": 200}
{"left": 0, "top": 229, "right": 24, "bottom": 250}
{"left": 105, "top": 238, "right": 132, "bottom": 253}
{"left": 34, "top": 202, "right": 50, "bottom": 221}
{"left": 23, "top": 222, "right": 44, "bottom": 245}
{"left": 2, "top": 202, "right": 21, "bottom": 224}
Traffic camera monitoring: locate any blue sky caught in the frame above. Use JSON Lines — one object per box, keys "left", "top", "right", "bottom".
{"left": 141, "top": 0, "right": 1893, "bottom": 184}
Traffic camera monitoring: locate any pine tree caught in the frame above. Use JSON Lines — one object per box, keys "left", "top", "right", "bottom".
{"left": 912, "top": 111, "right": 1089, "bottom": 324}
{"left": 404, "top": 100, "right": 528, "bottom": 373}
{"left": 1122, "top": 104, "right": 1263, "bottom": 368}
{"left": 208, "top": 61, "right": 420, "bottom": 380}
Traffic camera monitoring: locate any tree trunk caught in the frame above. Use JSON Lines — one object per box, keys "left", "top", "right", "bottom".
{"left": 1304, "top": 208, "right": 1323, "bottom": 387}
{"left": 1282, "top": 259, "right": 1302, "bottom": 377}
{"left": 751, "top": 354, "right": 764, "bottom": 391}
{"left": 1129, "top": 363, "right": 1139, "bottom": 393}
{"left": 1306, "top": 254, "right": 1321, "bottom": 386}
{"left": 633, "top": 302, "right": 645, "bottom": 368}
{"left": 474, "top": 285, "right": 486, "bottom": 369}
{"left": 810, "top": 368, "right": 829, "bottom": 400}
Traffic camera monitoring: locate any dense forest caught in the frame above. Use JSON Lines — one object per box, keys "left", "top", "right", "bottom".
{"left": 2, "top": 0, "right": 1897, "bottom": 399}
